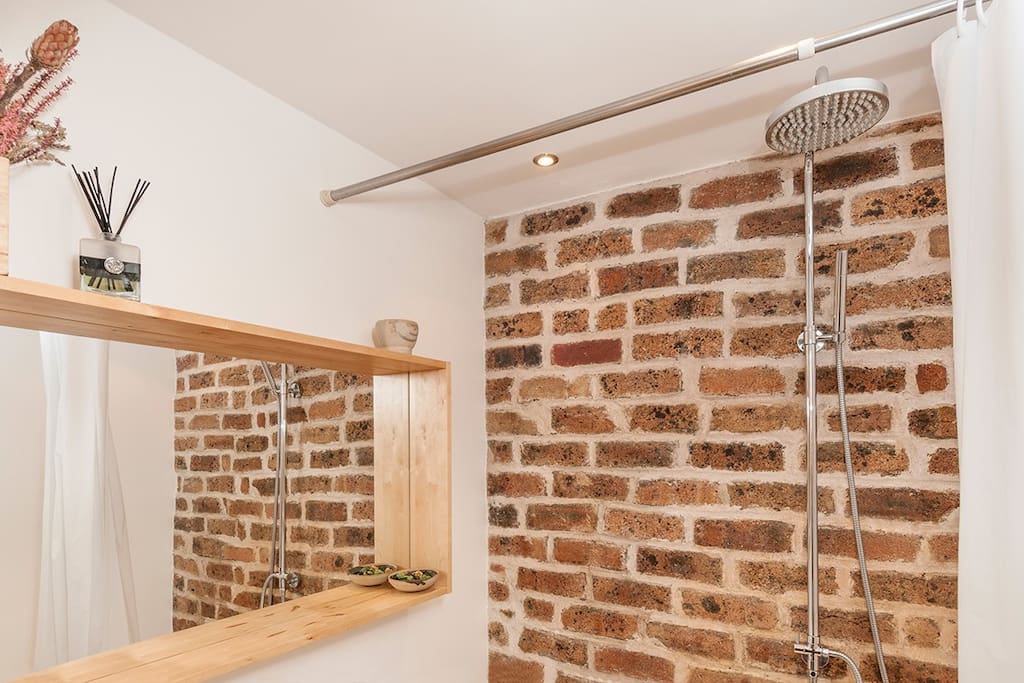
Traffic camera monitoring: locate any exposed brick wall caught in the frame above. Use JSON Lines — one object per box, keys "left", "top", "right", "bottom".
{"left": 484, "top": 113, "right": 957, "bottom": 682}
{"left": 172, "top": 353, "right": 374, "bottom": 630}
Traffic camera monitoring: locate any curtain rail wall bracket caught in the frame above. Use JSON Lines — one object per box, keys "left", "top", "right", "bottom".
{"left": 320, "top": 0, "right": 984, "bottom": 206}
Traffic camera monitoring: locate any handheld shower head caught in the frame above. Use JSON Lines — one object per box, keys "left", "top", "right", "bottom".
{"left": 765, "top": 68, "right": 889, "bottom": 154}
{"left": 833, "top": 249, "right": 849, "bottom": 341}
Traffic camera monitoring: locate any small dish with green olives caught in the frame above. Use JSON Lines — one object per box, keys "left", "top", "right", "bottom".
{"left": 347, "top": 563, "right": 398, "bottom": 587}
{"left": 387, "top": 569, "right": 439, "bottom": 593}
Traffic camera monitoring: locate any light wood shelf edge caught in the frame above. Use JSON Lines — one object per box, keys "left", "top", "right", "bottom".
{"left": 14, "top": 582, "right": 450, "bottom": 683}
{"left": 0, "top": 277, "right": 445, "bottom": 375}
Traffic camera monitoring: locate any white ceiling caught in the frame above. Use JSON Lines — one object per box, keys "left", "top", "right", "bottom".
{"left": 110, "top": 0, "right": 958, "bottom": 217}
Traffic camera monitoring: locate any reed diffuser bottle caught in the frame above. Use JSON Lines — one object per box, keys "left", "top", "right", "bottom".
{"left": 73, "top": 165, "right": 149, "bottom": 301}
{"left": 79, "top": 232, "right": 140, "bottom": 300}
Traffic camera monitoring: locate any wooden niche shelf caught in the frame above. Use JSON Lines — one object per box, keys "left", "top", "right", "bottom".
{"left": 1, "top": 277, "right": 452, "bottom": 683}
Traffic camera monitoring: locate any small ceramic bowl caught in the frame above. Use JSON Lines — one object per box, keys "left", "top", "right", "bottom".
{"left": 347, "top": 563, "right": 398, "bottom": 587}
{"left": 387, "top": 568, "right": 439, "bottom": 593}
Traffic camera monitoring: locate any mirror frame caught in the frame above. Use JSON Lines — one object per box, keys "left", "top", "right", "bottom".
{"left": 0, "top": 276, "right": 452, "bottom": 683}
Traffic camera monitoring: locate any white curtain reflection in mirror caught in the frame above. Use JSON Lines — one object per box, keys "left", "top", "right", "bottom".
{"left": 34, "top": 333, "right": 139, "bottom": 668}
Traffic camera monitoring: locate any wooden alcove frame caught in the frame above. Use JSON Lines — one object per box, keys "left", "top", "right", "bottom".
{"left": 0, "top": 277, "right": 452, "bottom": 683}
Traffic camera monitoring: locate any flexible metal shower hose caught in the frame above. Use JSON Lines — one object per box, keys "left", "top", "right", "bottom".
{"left": 835, "top": 343, "right": 890, "bottom": 683}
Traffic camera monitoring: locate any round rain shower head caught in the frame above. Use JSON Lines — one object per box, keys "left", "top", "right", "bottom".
{"left": 765, "top": 75, "right": 889, "bottom": 154}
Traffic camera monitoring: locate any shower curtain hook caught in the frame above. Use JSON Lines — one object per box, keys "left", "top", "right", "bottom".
{"left": 975, "top": 0, "right": 989, "bottom": 27}
{"left": 956, "top": 0, "right": 967, "bottom": 37}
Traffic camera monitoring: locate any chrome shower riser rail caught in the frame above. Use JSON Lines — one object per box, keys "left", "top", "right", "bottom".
{"left": 321, "top": 0, "right": 982, "bottom": 205}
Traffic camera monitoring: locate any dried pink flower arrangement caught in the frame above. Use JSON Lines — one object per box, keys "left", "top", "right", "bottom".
{"left": 0, "top": 20, "right": 78, "bottom": 165}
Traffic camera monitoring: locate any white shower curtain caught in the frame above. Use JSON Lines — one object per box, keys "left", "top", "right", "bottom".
{"left": 932, "top": 1, "right": 1024, "bottom": 679}
{"left": 34, "top": 334, "right": 139, "bottom": 669}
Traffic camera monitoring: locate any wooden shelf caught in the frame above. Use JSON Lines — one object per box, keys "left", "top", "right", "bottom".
{"left": 15, "top": 580, "right": 449, "bottom": 683}
{"left": 0, "top": 277, "right": 445, "bottom": 375}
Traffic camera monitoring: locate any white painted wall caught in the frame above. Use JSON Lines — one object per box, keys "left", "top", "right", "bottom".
{"left": 0, "top": 1, "right": 486, "bottom": 681}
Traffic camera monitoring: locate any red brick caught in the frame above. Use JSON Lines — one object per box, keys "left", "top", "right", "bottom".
{"left": 732, "top": 288, "right": 815, "bottom": 318}
{"left": 847, "top": 273, "right": 951, "bottom": 314}
{"left": 929, "top": 534, "right": 958, "bottom": 563}
{"left": 489, "top": 652, "right": 543, "bottom": 683}
{"left": 794, "top": 147, "right": 898, "bottom": 192}
{"left": 694, "top": 519, "right": 793, "bottom": 553}
{"left": 517, "top": 567, "right": 586, "bottom": 597}
{"left": 690, "top": 441, "right": 784, "bottom": 471}
{"left": 854, "top": 570, "right": 956, "bottom": 609}
{"left": 852, "top": 177, "right": 947, "bottom": 223}
{"left": 523, "top": 597, "right": 554, "bottom": 621}
{"left": 628, "top": 403, "right": 699, "bottom": 433}
{"left": 551, "top": 309, "right": 588, "bottom": 335}
{"left": 647, "top": 622, "right": 735, "bottom": 661}
{"left": 738, "top": 561, "right": 837, "bottom": 595}
{"left": 521, "top": 442, "right": 588, "bottom": 467}
{"left": 553, "top": 538, "right": 626, "bottom": 570}
{"left": 597, "top": 258, "right": 678, "bottom": 296}
{"left": 553, "top": 471, "right": 628, "bottom": 500}
{"left": 607, "top": 185, "right": 681, "bottom": 217}
{"left": 489, "top": 504, "right": 519, "bottom": 528}
{"left": 561, "top": 605, "right": 638, "bottom": 639}
{"left": 930, "top": 225, "right": 950, "bottom": 257}
{"left": 641, "top": 219, "right": 716, "bottom": 251}
{"left": 911, "top": 138, "right": 945, "bottom": 169}
{"left": 487, "top": 410, "right": 539, "bottom": 435}
{"left": 520, "top": 272, "right": 589, "bottom": 305}
{"left": 908, "top": 405, "right": 957, "bottom": 438}
{"left": 526, "top": 503, "right": 596, "bottom": 532}
{"left": 551, "top": 406, "right": 614, "bottom": 434}
{"left": 488, "top": 580, "right": 509, "bottom": 601}
{"left": 855, "top": 487, "right": 959, "bottom": 522}
{"left": 816, "top": 441, "right": 909, "bottom": 476}
{"left": 929, "top": 447, "right": 959, "bottom": 475}
{"left": 486, "top": 344, "right": 542, "bottom": 369}
{"left": 819, "top": 526, "right": 920, "bottom": 562}
{"left": 305, "top": 500, "right": 347, "bottom": 522}
{"left": 871, "top": 656, "right": 956, "bottom": 683}
{"left": 905, "top": 617, "right": 942, "bottom": 648}
{"left": 595, "top": 647, "right": 674, "bottom": 683}
{"left": 486, "top": 312, "right": 543, "bottom": 339}
{"left": 593, "top": 576, "right": 671, "bottom": 612}
{"left": 738, "top": 199, "right": 842, "bottom": 240}
{"left": 634, "top": 291, "right": 723, "bottom": 325}
{"left": 826, "top": 404, "right": 892, "bottom": 432}
{"left": 632, "top": 329, "right": 723, "bottom": 360}
{"left": 689, "top": 669, "right": 776, "bottom": 683}
{"left": 679, "top": 588, "right": 778, "bottom": 629}
{"left": 636, "top": 547, "right": 722, "bottom": 584}
{"left": 687, "top": 249, "right": 785, "bottom": 284}
{"left": 596, "top": 302, "right": 627, "bottom": 330}
{"left": 711, "top": 404, "right": 802, "bottom": 432}
{"left": 519, "top": 376, "right": 590, "bottom": 401}
{"left": 600, "top": 368, "right": 682, "bottom": 397}
{"left": 552, "top": 338, "right": 622, "bottom": 366}
{"left": 485, "top": 283, "right": 510, "bottom": 308}
{"left": 597, "top": 441, "right": 675, "bottom": 468}
{"left": 636, "top": 479, "right": 721, "bottom": 506}
{"left": 690, "top": 171, "right": 782, "bottom": 209}
{"left": 729, "top": 323, "right": 802, "bottom": 357}
{"left": 916, "top": 363, "right": 949, "bottom": 392}
{"left": 791, "top": 606, "right": 897, "bottom": 644}
{"left": 605, "top": 507, "right": 684, "bottom": 541}
{"left": 556, "top": 228, "right": 633, "bottom": 265}
{"left": 801, "top": 232, "right": 915, "bottom": 275}
{"left": 797, "top": 365, "right": 906, "bottom": 394}
{"left": 699, "top": 367, "right": 785, "bottom": 395}
{"left": 522, "top": 202, "right": 594, "bottom": 235}
{"left": 518, "top": 629, "right": 587, "bottom": 666}
{"left": 727, "top": 481, "right": 835, "bottom": 513}
{"left": 484, "top": 218, "right": 507, "bottom": 246}
{"left": 488, "top": 472, "right": 546, "bottom": 497}
{"left": 488, "top": 622, "right": 507, "bottom": 645}
{"left": 486, "top": 377, "right": 513, "bottom": 404}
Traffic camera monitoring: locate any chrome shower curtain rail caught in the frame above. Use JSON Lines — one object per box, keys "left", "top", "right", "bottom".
{"left": 320, "top": 0, "right": 980, "bottom": 205}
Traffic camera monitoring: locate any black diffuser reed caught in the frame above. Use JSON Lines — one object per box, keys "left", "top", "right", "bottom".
{"left": 73, "top": 165, "right": 149, "bottom": 298}
{"left": 72, "top": 165, "right": 149, "bottom": 237}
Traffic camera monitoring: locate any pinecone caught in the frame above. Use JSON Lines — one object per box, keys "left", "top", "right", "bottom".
{"left": 29, "top": 20, "right": 79, "bottom": 69}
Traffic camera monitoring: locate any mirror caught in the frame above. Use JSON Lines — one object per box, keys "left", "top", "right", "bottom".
{"left": 0, "top": 328, "right": 377, "bottom": 679}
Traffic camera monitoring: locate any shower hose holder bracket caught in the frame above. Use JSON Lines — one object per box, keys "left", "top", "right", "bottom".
{"left": 797, "top": 327, "right": 834, "bottom": 353}
{"left": 794, "top": 641, "right": 831, "bottom": 674}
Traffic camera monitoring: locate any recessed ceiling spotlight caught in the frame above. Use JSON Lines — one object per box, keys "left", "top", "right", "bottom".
{"left": 532, "top": 153, "right": 559, "bottom": 168}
